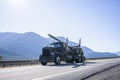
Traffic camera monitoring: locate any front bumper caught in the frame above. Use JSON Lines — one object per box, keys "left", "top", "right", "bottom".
{"left": 40, "top": 55, "right": 55, "bottom": 62}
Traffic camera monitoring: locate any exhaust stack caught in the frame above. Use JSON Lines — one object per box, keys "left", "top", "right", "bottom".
{"left": 79, "top": 38, "right": 81, "bottom": 48}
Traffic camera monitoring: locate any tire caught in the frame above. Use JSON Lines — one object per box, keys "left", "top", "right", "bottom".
{"left": 76, "top": 57, "right": 81, "bottom": 63}
{"left": 41, "top": 61, "right": 47, "bottom": 65}
{"left": 81, "top": 56, "right": 85, "bottom": 62}
{"left": 54, "top": 55, "right": 61, "bottom": 65}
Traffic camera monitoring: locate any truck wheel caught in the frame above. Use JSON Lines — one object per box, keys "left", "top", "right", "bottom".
{"left": 76, "top": 57, "right": 81, "bottom": 63}
{"left": 55, "top": 55, "right": 61, "bottom": 65}
{"left": 81, "top": 56, "right": 85, "bottom": 62}
{"left": 41, "top": 61, "right": 47, "bottom": 65}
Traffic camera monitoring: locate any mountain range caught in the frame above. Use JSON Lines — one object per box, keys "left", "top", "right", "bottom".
{"left": 0, "top": 32, "right": 119, "bottom": 60}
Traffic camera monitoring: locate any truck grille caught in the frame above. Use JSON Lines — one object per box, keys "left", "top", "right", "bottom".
{"left": 43, "top": 49, "right": 50, "bottom": 56}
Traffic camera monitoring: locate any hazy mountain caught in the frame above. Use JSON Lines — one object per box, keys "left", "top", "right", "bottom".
{"left": 0, "top": 48, "right": 24, "bottom": 61}
{"left": 0, "top": 32, "right": 119, "bottom": 60}
{"left": 0, "top": 32, "right": 49, "bottom": 59}
{"left": 116, "top": 52, "right": 120, "bottom": 56}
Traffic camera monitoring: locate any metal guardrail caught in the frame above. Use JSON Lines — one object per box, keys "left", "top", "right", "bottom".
{"left": 0, "top": 60, "right": 40, "bottom": 68}
{"left": 86, "top": 57, "right": 120, "bottom": 60}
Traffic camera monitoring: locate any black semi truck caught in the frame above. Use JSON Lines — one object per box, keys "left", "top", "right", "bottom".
{"left": 39, "top": 34, "right": 85, "bottom": 65}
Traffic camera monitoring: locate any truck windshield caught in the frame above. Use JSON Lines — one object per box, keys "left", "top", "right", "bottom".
{"left": 50, "top": 43, "right": 61, "bottom": 48}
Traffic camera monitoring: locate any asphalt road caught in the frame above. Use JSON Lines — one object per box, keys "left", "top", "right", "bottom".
{"left": 0, "top": 58, "right": 120, "bottom": 80}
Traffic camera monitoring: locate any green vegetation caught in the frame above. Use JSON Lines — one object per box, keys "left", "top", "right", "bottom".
{"left": 0, "top": 56, "right": 2, "bottom": 61}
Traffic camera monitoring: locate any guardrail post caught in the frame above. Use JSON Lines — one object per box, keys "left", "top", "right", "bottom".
{"left": 31, "top": 61, "right": 32, "bottom": 66}
{"left": 19, "top": 62, "right": 20, "bottom": 67}
{"left": 3, "top": 62, "right": 5, "bottom": 68}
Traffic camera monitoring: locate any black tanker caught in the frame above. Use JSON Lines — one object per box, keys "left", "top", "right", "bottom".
{"left": 39, "top": 34, "right": 85, "bottom": 65}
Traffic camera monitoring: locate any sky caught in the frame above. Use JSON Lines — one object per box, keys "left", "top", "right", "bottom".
{"left": 0, "top": 0, "right": 120, "bottom": 52}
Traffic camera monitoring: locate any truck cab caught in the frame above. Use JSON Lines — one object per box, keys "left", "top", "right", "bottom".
{"left": 40, "top": 42, "right": 66, "bottom": 65}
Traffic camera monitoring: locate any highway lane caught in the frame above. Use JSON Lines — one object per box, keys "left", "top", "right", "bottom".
{"left": 0, "top": 58, "right": 120, "bottom": 80}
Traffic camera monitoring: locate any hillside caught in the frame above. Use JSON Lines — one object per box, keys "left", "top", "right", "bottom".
{"left": 0, "top": 48, "right": 24, "bottom": 61}
{"left": 0, "top": 32, "right": 119, "bottom": 60}
{"left": 0, "top": 32, "right": 49, "bottom": 59}
{"left": 116, "top": 52, "right": 120, "bottom": 56}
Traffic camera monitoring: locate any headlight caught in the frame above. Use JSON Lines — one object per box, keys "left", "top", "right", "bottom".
{"left": 51, "top": 53, "right": 54, "bottom": 55}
